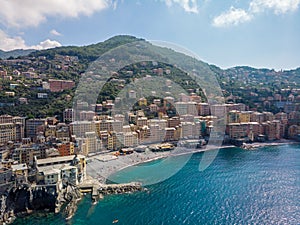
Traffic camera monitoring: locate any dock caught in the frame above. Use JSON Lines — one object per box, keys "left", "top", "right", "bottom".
{"left": 78, "top": 179, "right": 143, "bottom": 202}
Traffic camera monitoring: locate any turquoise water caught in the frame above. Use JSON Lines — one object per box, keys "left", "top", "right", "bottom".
{"left": 13, "top": 144, "right": 300, "bottom": 225}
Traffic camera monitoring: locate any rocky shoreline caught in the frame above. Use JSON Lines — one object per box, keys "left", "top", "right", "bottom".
{"left": 0, "top": 182, "right": 80, "bottom": 224}
{"left": 0, "top": 180, "right": 143, "bottom": 224}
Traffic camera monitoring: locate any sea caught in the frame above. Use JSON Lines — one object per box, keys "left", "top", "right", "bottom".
{"left": 13, "top": 144, "right": 300, "bottom": 225}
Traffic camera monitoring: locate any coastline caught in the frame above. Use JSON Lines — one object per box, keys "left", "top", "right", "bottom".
{"left": 86, "top": 139, "right": 298, "bottom": 185}
{"left": 9, "top": 140, "right": 299, "bottom": 224}
{"left": 12, "top": 142, "right": 299, "bottom": 224}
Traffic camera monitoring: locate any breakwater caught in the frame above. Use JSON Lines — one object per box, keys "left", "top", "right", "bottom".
{"left": 79, "top": 182, "right": 143, "bottom": 202}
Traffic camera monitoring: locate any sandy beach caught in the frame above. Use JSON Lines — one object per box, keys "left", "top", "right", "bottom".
{"left": 86, "top": 139, "right": 298, "bottom": 184}
{"left": 86, "top": 144, "right": 233, "bottom": 183}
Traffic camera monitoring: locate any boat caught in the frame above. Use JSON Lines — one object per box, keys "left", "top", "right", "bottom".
{"left": 92, "top": 201, "right": 98, "bottom": 205}
{"left": 112, "top": 219, "right": 119, "bottom": 223}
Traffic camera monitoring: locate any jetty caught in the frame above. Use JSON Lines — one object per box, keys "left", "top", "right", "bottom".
{"left": 79, "top": 180, "right": 143, "bottom": 202}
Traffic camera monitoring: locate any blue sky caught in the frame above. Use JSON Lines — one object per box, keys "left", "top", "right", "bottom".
{"left": 0, "top": 0, "right": 300, "bottom": 70}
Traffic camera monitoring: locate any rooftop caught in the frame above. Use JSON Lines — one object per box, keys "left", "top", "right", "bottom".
{"left": 11, "top": 163, "right": 28, "bottom": 171}
{"left": 37, "top": 154, "right": 85, "bottom": 166}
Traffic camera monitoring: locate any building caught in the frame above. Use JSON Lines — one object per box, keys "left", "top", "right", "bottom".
{"left": 136, "top": 126, "right": 151, "bottom": 144}
{"left": 49, "top": 79, "right": 75, "bottom": 92}
{"left": 288, "top": 125, "right": 300, "bottom": 139}
{"left": 123, "top": 132, "right": 138, "bottom": 147}
{"left": 175, "top": 102, "right": 198, "bottom": 116}
{"left": 262, "top": 121, "right": 281, "bottom": 141}
{"left": 44, "top": 125, "right": 56, "bottom": 139}
{"left": 4, "top": 91, "right": 15, "bottom": 97}
{"left": 164, "top": 127, "right": 176, "bottom": 141}
{"left": 263, "top": 112, "right": 275, "bottom": 122}
{"left": 11, "top": 163, "right": 28, "bottom": 182}
{"left": 70, "top": 121, "right": 95, "bottom": 138}
{"left": 57, "top": 142, "right": 75, "bottom": 156}
{"left": 227, "top": 110, "right": 240, "bottom": 123}
{"left": 180, "top": 122, "right": 193, "bottom": 138}
{"left": 210, "top": 104, "right": 227, "bottom": 118}
{"left": 0, "top": 123, "right": 16, "bottom": 144}
{"left": 137, "top": 117, "right": 148, "bottom": 128}
{"left": 0, "top": 115, "right": 13, "bottom": 124}
{"left": 79, "top": 111, "right": 95, "bottom": 121}
{"left": 228, "top": 123, "right": 249, "bottom": 139}
{"left": 148, "top": 124, "right": 164, "bottom": 143}
{"left": 163, "top": 97, "right": 175, "bottom": 109}
{"left": 25, "top": 118, "right": 47, "bottom": 140}
{"left": 107, "top": 132, "right": 124, "bottom": 150}
{"left": 12, "top": 145, "right": 47, "bottom": 165}
{"left": 63, "top": 108, "right": 74, "bottom": 123}
{"left": 37, "top": 167, "right": 61, "bottom": 186}
{"left": 56, "top": 124, "right": 70, "bottom": 141}
{"left": 36, "top": 154, "right": 86, "bottom": 185}
{"left": 198, "top": 103, "right": 210, "bottom": 116}
{"left": 148, "top": 119, "right": 168, "bottom": 130}
{"left": 13, "top": 116, "right": 26, "bottom": 141}
{"left": 128, "top": 90, "right": 137, "bottom": 99}
{"left": 114, "top": 114, "right": 125, "bottom": 122}
{"left": 226, "top": 103, "right": 246, "bottom": 112}
{"left": 0, "top": 167, "right": 13, "bottom": 185}
{"left": 180, "top": 114, "right": 195, "bottom": 122}
{"left": 168, "top": 117, "right": 180, "bottom": 128}
{"left": 138, "top": 97, "right": 147, "bottom": 106}
{"left": 239, "top": 111, "right": 252, "bottom": 123}
{"left": 83, "top": 132, "right": 100, "bottom": 155}
{"left": 275, "top": 112, "right": 288, "bottom": 124}
{"left": 149, "top": 104, "right": 158, "bottom": 113}
{"left": 37, "top": 93, "right": 48, "bottom": 99}
{"left": 251, "top": 112, "right": 265, "bottom": 123}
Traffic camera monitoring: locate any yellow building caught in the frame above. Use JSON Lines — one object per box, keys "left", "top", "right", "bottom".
{"left": 138, "top": 97, "right": 147, "bottom": 106}
{"left": 239, "top": 111, "right": 251, "bottom": 123}
{"left": 45, "top": 125, "right": 56, "bottom": 138}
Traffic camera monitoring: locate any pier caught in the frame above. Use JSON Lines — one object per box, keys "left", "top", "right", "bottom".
{"left": 79, "top": 181, "right": 143, "bottom": 202}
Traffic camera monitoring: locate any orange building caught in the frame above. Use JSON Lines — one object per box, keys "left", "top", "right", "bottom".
{"left": 57, "top": 142, "right": 75, "bottom": 156}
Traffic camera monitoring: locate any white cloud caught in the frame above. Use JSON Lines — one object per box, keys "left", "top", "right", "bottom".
{"left": 164, "top": 0, "right": 199, "bottom": 13}
{"left": 213, "top": 0, "right": 300, "bottom": 28}
{"left": 250, "top": 0, "right": 300, "bottom": 14}
{"left": 0, "top": 0, "right": 112, "bottom": 28}
{"left": 31, "top": 39, "right": 62, "bottom": 50}
{"left": 0, "top": 30, "right": 61, "bottom": 51}
{"left": 50, "top": 29, "right": 62, "bottom": 36}
{"left": 0, "top": 30, "right": 27, "bottom": 51}
{"left": 212, "top": 7, "right": 252, "bottom": 27}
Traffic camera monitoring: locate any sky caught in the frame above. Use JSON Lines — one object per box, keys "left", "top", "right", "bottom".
{"left": 0, "top": 0, "right": 300, "bottom": 70}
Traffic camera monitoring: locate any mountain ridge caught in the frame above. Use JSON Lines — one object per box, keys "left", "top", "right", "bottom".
{"left": 2, "top": 35, "right": 299, "bottom": 72}
{"left": 0, "top": 49, "right": 35, "bottom": 59}
{"left": 0, "top": 35, "right": 299, "bottom": 118}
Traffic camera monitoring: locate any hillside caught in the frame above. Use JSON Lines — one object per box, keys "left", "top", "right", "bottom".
{"left": 0, "top": 49, "right": 35, "bottom": 59}
{"left": 30, "top": 35, "right": 144, "bottom": 63}
{"left": 0, "top": 35, "right": 299, "bottom": 119}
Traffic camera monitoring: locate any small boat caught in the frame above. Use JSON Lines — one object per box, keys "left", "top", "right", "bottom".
{"left": 92, "top": 201, "right": 97, "bottom": 205}
{"left": 112, "top": 219, "right": 119, "bottom": 223}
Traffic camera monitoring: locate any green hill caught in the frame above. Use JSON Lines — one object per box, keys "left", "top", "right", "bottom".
{"left": 0, "top": 49, "right": 35, "bottom": 59}
{"left": 0, "top": 35, "right": 299, "bottom": 118}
